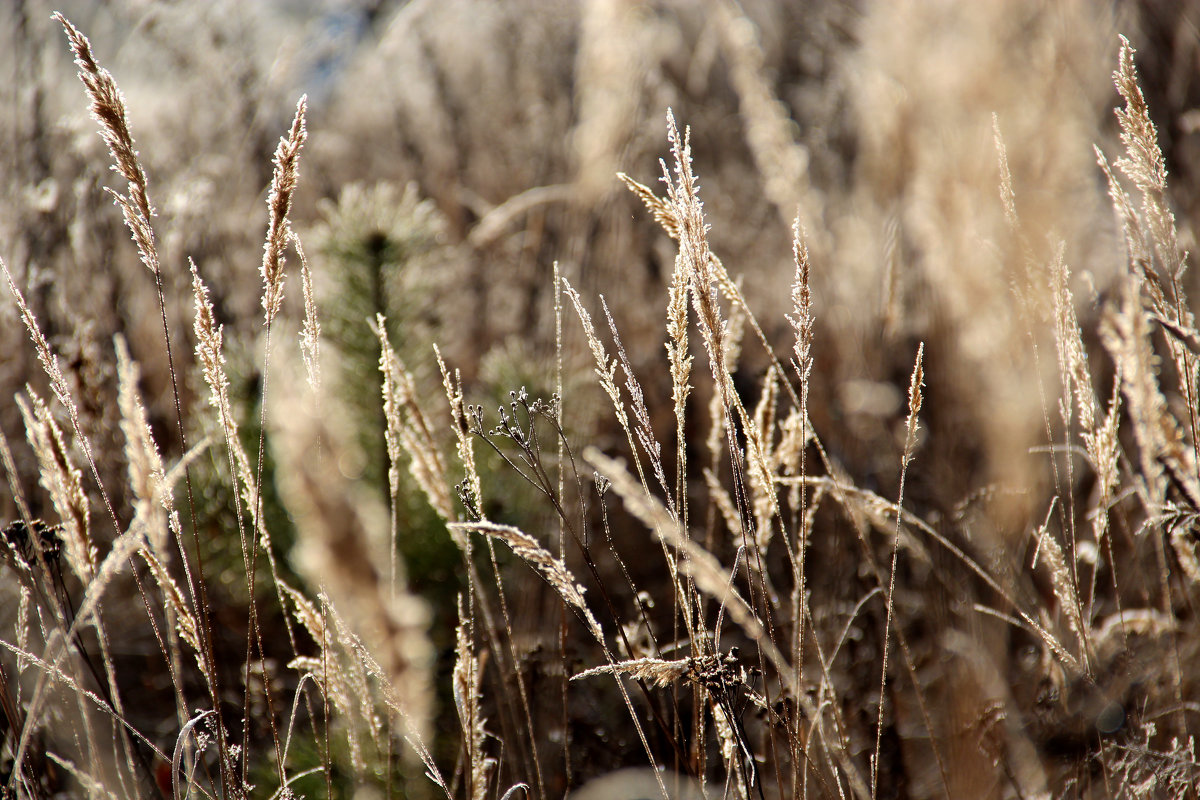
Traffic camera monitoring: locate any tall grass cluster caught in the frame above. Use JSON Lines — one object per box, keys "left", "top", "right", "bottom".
{"left": 2, "top": 2, "right": 1200, "bottom": 799}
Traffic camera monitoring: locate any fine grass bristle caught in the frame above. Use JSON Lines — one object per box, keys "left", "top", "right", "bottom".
{"left": 295, "top": 231, "right": 323, "bottom": 395}
{"left": 261, "top": 96, "right": 308, "bottom": 325}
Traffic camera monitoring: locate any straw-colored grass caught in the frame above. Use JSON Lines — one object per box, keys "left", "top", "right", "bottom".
{"left": 3, "top": 4, "right": 1200, "bottom": 800}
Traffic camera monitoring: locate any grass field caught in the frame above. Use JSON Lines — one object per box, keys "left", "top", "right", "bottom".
{"left": 2, "top": 1, "right": 1200, "bottom": 798}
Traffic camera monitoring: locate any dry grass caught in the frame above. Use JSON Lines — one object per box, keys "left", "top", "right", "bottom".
{"left": 3, "top": 2, "right": 1200, "bottom": 799}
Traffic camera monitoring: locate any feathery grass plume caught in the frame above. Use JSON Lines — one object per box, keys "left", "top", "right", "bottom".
{"left": 280, "top": 580, "right": 327, "bottom": 652}
{"left": 622, "top": 164, "right": 784, "bottom": 396}
{"left": 1169, "top": 524, "right": 1200, "bottom": 585}
{"left": 190, "top": 259, "right": 233, "bottom": 441}
{"left": 781, "top": 217, "right": 813, "bottom": 774}
{"left": 1048, "top": 244, "right": 1105, "bottom": 620}
{"left": 454, "top": 598, "right": 492, "bottom": 800}
{"left": 55, "top": 13, "right": 159, "bottom": 277}
{"left": 773, "top": 409, "right": 813, "bottom": 480}
{"left": 189, "top": 256, "right": 275, "bottom": 693}
{"left": 375, "top": 316, "right": 454, "bottom": 522}
{"left": 39, "top": 31, "right": 206, "bottom": 779}
{"left": 287, "top": 633, "right": 370, "bottom": 778}
{"left": 1095, "top": 145, "right": 1161, "bottom": 307}
{"left": 1031, "top": 512, "right": 1089, "bottom": 665}
{"left": 873, "top": 344, "right": 923, "bottom": 800}
{"left": 572, "top": 657, "right": 691, "bottom": 689}
{"left": 449, "top": 521, "right": 600, "bottom": 639}
{"left": 1105, "top": 38, "right": 1200, "bottom": 521}
{"left": 261, "top": 96, "right": 308, "bottom": 325}
{"left": 623, "top": 163, "right": 801, "bottom": 549}
{"left": 1103, "top": 38, "right": 1200, "bottom": 537}
{"left": 18, "top": 8, "right": 1200, "bottom": 797}
{"left": 1099, "top": 281, "right": 1200, "bottom": 508}
{"left": 602, "top": 297, "right": 675, "bottom": 515}
{"left": 191, "top": 260, "right": 295, "bottom": 691}
{"left": 295, "top": 231, "right": 322, "bottom": 394}
{"left": 273, "top": 388, "right": 434, "bottom": 748}
{"left": 190, "top": 259, "right": 268, "bottom": 550}
{"left": 562, "top": 277, "right": 626, "bottom": 424}
{"left": 661, "top": 111, "right": 731, "bottom": 401}
{"left": 907, "top": 344, "right": 926, "bottom": 433}
{"left": 4, "top": 265, "right": 132, "bottom": 737}
{"left": 787, "top": 217, "right": 815, "bottom": 387}
{"left": 1084, "top": 375, "right": 1122, "bottom": 548}
{"left": 378, "top": 315, "right": 406, "bottom": 593}
{"left": 993, "top": 114, "right": 1020, "bottom": 231}
{"left": 139, "top": 546, "right": 200, "bottom": 658}
{"left": 663, "top": 241, "right": 693, "bottom": 512}
{"left": 705, "top": 299, "right": 746, "bottom": 485}
{"left": 437, "top": 346, "right": 480, "bottom": 535}
{"left": 17, "top": 392, "right": 94, "bottom": 584}
{"left": 562, "top": 278, "right": 654, "bottom": 499}
{"left": 65, "top": 525, "right": 143, "bottom": 637}
{"left": 1112, "top": 36, "right": 1187, "bottom": 287}
{"left": 328, "top": 602, "right": 389, "bottom": 758}
{"left": 377, "top": 316, "right": 466, "bottom": 670}
{"left": 618, "top": 172, "right": 680, "bottom": 240}
{"left": 745, "top": 366, "right": 782, "bottom": 542}
{"left": 115, "top": 338, "right": 170, "bottom": 557}
{"left": 116, "top": 337, "right": 195, "bottom": 732}
{"left": 1050, "top": 246, "right": 1098, "bottom": 439}
{"left": 3, "top": 259, "right": 74, "bottom": 413}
